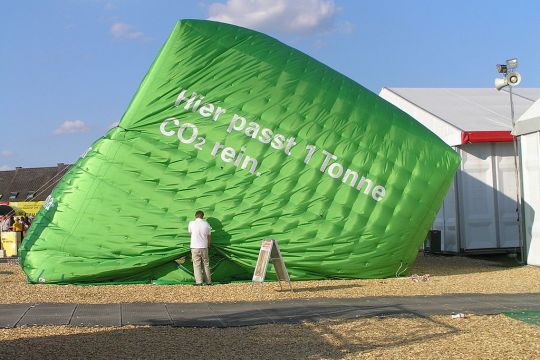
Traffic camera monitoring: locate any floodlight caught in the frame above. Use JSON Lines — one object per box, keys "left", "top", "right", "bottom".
{"left": 496, "top": 64, "right": 508, "bottom": 74}
{"left": 506, "top": 58, "right": 518, "bottom": 69}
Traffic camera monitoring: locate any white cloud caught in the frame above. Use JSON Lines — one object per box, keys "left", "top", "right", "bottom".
{"left": 110, "top": 22, "right": 144, "bottom": 40}
{"left": 0, "top": 150, "right": 14, "bottom": 158}
{"left": 54, "top": 120, "right": 90, "bottom": 135}
{"left": 104, "top": 2, "right": 116, "bottom": 11}
{"left": 0, "top": 165, "right": 12, "bottom": 171}
{"left": 339, "top": 21, "right": 355, "bottom": 34}
{"left": 208, "top": 0, "right": 338, "bottom": 35}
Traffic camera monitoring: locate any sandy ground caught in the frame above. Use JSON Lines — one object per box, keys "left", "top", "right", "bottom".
{"left": 0, "top": 314, "right": 538, "bottom": 360}
{"left": 1, "top": 254, "right": 539, "bottom": 304}
{"left": 1, "top": 255, "right": 539, "bottom": 359}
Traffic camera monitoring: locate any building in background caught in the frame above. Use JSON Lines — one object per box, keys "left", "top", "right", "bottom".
{"left": 0, "top": 163, "right": 70, "bottom": 216}
{"left": 513, "top": 98, "right": 540, "bottom": 266}
{"left": 380, "top": 88, "right": 540, "bottom": 255}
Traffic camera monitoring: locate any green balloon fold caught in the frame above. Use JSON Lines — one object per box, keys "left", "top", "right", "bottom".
{"left": 20, "top": 20, "right": 460, "bottom": 284}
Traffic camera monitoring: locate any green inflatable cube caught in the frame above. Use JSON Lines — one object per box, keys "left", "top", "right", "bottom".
{"left": 20, "top": 20, "right": 460, "bottom": 284}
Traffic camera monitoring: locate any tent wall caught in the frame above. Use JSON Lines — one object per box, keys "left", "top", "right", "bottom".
{"left": 434, "top": 143, "right": 520, "bottom": 252}
{"left": 432, "top": 174, "right": 458, "bottom": 252}
{"left": 520, "top": 132, "right": 540, "bottom": 265}
{"left": 379, "top": 87, "right": 532, "bottom": 254}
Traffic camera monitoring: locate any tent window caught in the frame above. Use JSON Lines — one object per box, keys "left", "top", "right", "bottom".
{"left": 26, "top": 191, "right": 36, "bottom": 200}
{"left": 9, "top": 192, "right": 18, "bottom": 200}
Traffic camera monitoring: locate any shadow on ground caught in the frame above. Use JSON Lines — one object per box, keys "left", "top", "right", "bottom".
{"left": 0, "top": 313, "right": 458, "bottom": 359}
{"left": 409, "top": 253, "right": 523, "bottom": 277}
{"left": 275, "top": 283, "right": 363, "bottom": 293}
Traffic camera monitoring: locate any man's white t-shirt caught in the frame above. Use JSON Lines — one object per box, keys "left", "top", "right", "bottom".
{"left": 188, "top": 218, "right": 212, "bottom": 248}
{"left": 1, "top": 219, "right": 10, "bottom": 231}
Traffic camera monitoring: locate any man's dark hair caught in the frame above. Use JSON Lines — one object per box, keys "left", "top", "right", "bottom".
{"left": 195, "top": 210, "right": 204, "bottom": 218}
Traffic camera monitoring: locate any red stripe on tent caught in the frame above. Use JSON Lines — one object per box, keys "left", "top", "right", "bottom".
{"left": 461, "top": 131, "right": 514, "bottom": 144}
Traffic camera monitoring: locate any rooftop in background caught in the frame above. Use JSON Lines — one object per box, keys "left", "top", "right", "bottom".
{"left": 379, "top": 88, "right": 540, "bottom": 146}
{"left": 514, "top": 97, "right": 540, "bottom": 136}
{"left": 381, "top": 88, "right": 540, "bottom": 131}
{"left": 0, "top": 164, "right": 71, "bottom": 202}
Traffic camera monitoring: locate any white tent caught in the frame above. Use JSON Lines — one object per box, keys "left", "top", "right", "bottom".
{"left": 513, "top": 98, "right": 540, "bottom": 266}
{"left": 380, "top": 88, "right": 540, "bottom": 254}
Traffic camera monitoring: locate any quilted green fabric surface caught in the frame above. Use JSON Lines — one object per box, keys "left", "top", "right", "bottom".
{"left": 20, "top": 20, "right": 460, "bottom": 284}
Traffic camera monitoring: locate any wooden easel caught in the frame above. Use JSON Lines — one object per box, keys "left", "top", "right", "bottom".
{"left": 251, "top": 239, "right": 293, "bottom": 292}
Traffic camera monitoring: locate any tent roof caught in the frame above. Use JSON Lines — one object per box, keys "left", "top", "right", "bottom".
{"left": 383, "top": 88, "right": 540, "bottom": 132}
{"left": 513, "top": 98, "right": 540, "bottom": 135}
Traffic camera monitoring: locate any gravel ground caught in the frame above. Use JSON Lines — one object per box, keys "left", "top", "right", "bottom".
{"left": 1, "top": 254, "right": 538, "bottom": 304}
{"left": 0, "top": 314, "right": 538, "bottom": 359}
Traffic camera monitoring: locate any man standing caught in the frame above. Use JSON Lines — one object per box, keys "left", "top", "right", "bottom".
{"left": 1, "top": 216, "right": 11, "bottom": 231}
{"left": 188, "top": 210, "right": 212, "bottom": 285}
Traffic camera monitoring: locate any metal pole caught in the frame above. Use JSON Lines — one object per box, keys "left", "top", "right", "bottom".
{"left": 509, "top": 86, "right": 525, "bottom": 263}
{"left": 509, "top": 86, "right": 515, "bottom": 124}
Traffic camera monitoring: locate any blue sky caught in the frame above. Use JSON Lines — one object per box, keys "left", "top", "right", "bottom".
{"left": 1, "top": 0, "right": 539, "bottom": 169}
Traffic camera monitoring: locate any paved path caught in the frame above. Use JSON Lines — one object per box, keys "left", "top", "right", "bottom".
{"left": 1, "top": 293, "right": 539, "bottom": 328}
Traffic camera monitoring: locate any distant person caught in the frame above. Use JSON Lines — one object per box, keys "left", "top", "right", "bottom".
{"left": 13, "top": 218, "right": 23, "bottom": 232}
{"left": 188, "top": 210, "right": 212, "bottom": 285}
{"left": 0, "top": 216, "right": 8, "bottom": 231}
{"left": 22, "top": 216, "right": 31, "bottom": 238}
